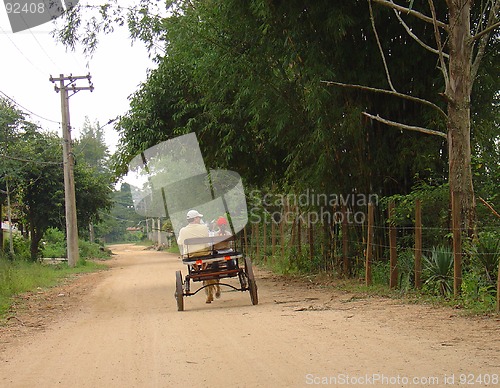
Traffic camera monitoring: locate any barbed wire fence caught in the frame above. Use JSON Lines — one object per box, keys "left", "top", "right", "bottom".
{"left": 240, "top": 198, "right": 499, "bottom": 310}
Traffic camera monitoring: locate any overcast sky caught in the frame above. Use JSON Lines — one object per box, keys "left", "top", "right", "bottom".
{"left": 0, "top": 2, "right": 157, "bottom": 153}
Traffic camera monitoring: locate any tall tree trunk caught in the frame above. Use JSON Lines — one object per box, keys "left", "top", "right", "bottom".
{"left": 29, "top": 224, "right": 42, "bottom": 262}
{"left": 446, "top": 1, "right": 476, "bottom": 235}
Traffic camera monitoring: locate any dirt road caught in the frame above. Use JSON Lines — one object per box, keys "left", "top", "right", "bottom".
{"left": 0, "top": 244, "right": 498, "bottom": 387}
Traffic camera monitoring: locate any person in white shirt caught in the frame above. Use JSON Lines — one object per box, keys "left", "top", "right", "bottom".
{"left": 177, "top": 209, "right": 217, "bottom": 303}
{"left": 177, "top": 209, "right": 209, "bottom": 257}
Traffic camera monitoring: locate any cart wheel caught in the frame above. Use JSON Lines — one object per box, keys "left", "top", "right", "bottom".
{"left": 175, "top": 270, "right": 184, "bottom": 311}
{"left": 245, "top": 257, "right": 258, "bottom": 305}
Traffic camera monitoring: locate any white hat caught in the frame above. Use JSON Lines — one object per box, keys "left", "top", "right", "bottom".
{"left": 186, "top": 209, "right": 203, "bottom": 219}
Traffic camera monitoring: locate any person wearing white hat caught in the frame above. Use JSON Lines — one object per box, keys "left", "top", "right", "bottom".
{"left": 177, "top": 209, "right": 209, "bottom": 256}
{"left": 185, "top": 209, "right": 204, "bottom": 220}
{"left": 177, "top": 210, "right": 216, "bottom": 303}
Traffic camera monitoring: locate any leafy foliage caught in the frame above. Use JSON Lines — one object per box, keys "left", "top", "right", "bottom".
{"left": 382, "top": 183, "right": 450, "bottom": 250}
{"left": 466, "top": 231, "right": 500, "bottom": 284}
{"left": 98, "top": 183, "right": 145, "bottom": 243}
{"left": 0, "top": 100, "right": 114, "bottom": 260}
{"left": 101, "top": 1, "right": 451, "bottom": 200}
{"left": 461, "top": 229, "right": 499, "bottom": 313}
{"left": 41, "top": 228, "right": 66, "bottom": 258}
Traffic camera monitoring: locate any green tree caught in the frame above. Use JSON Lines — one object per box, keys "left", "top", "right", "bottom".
{"left": 346, "top": 0, "right": 500, "bottom": 236}
{"left": 108, "top": 1, "right": 451, "bottom": 201}
{"left": 99, "top": 183, "right": 145, "bottom": 243}
{"left": 74, "top": 117, "right": 111, "bottom": 172}
{"left": 1, "top": 110, "right": 113, "bottom": 260}
{"left": 74, "top": 159, "right": 113, "bottom": 232}
{"left": 54, "top": 0, "right": 498, "bottom": 227}
{"left": 14, "top": 130, "right": 65, "bottom": 260}
{"left": 0, "top": 98, "right": 30, "bottom": 254}
{"left": 74, "top": 117, "right": 114, "bottom": 241}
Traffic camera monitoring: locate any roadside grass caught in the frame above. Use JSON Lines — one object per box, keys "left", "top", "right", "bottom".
{"left": 265, "top": 246, "right": 498, "bottom": 315}
{"left": 254, "top": 264, "right": 499, "bottom": 316}
{"left": 332, "top": 279, "right": 496, "bottom": 316}
{"left": 166, "top": 242, "right": 180, "bottom": 254}
{"left": 0, "top": 259, "right": 107, "bottom": 318}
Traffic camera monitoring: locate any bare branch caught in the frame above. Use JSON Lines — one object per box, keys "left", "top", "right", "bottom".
{"left": 471, "top": 1, "right": 500, "bottom": 81}
{"left": 368, "top": 0, "right": 396, "bottom": 92}
{"left": 428, "top": 0, "right": 449, "bottom": 91}
{"left": 473, "top": 20, "right": 500, "bottom": 41}
{"left": 478, "top": 197, "right": 500, "bottom": 219}
{"left": 392, "top": 7, "right": 449, "bottom": 58}
{"left": 474, "top": 0, "right": 493, "bottom": 37}
{"left": 320, "top": 80, "right": 448, "bottom": 119}
{"left": 362, "top": 112, "right": 448, "bottom": 139}
{"left": 472, "top": 0, "right": 500, "bottom": 41}
{"left": 372, "top": 0, "right": 448, "bottom": 30}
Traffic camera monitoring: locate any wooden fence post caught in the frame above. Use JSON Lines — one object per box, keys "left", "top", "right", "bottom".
{"left": 263, "top": 216, "right": 267, "bottom": 262}
{"left": 452, "top": 192, "right": 462, "bottom": 297}
{"left": 244, "top": 225, "right": 248, "bottom": 254}
{"left": 271, "top": 218, "right": 276, "bottom": 257}
{"left": 297, "top": 212, "right": 302, "bottom": 256}
{"left": 250, "top": 223, "right": 255, "bottom": 256}
{"left": 308, "top": 213, "right": 314, "bottom": 261}
{"left": 365, "top": 203, "right": 374, "bottom": 286}
{"left": 255, "top": 223, "right": 260, "bottom": 261}
{"left": 280, "top": 216, "right": 285, "bottom": 260}
{"left": 415, "top": 199, "right": 422, "bottom": 289}
{"left": 342, "top": 206, "right": 349, "bottom": 277}
{"left": 389, "top": 200, "right": 398, "bottom": 289}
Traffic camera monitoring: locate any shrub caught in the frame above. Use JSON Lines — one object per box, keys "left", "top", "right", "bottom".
{"left": 459, "top": 231, "right": 499, "bottom": 313}
{"left": 372, "top": 260, "right": 390, "bottom": 286}
{"left": 78, "top": 239, "right": 110, "bottom": 260}
{"left": 461, "top": 271, "right": 496, "bottom": 313}
{"left": 467, "top": 231, "right": 499, "bottom": 284}
{"left": 41, "top": 228, "right": 67, "bottom": 258}
{"left": 10, "top": 234, "right": 30, "bottom": 261}
{"left": 398, "top": 249, "right": 415, "bottom": 291}
{"left": 40, "top": 228, "right": 111, "bottom": 261}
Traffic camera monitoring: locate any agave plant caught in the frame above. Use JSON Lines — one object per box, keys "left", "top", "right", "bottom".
{"left": 423, "top": 246, "right": 454, "bottom": 296}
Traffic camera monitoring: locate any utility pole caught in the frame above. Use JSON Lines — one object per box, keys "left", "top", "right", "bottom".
{"left": 50, "top": 74, "right": 94, "bottom": 267}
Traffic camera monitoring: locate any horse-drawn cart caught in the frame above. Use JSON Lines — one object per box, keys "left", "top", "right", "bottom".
{"left": 175, "top": 236, "right": 258, "bottom": 311}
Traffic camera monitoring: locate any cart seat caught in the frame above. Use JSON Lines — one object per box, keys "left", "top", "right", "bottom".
{"left": 181, "top": 236, "right": 240, "bottom": 262}
{"left": 181, "top": 235, "right": 234, "bottom": 256}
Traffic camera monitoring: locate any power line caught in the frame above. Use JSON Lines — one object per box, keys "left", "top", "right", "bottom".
{"left": 24, "top": 24, "right": 59, "bottom": 69}
{"left": 15, "top": 12, "right": 60, "bottom": 69}
{"left": 0, "top": 153, "right": 63, "bottom": 166}
{"left": 1, "top": 15, "right": 85, "bottom": 79}
{"left": 0, "top": 90, "right": 61, "bottom": 124}
{"left": 0, "top": 24, "right": 47, "bottom": 76}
